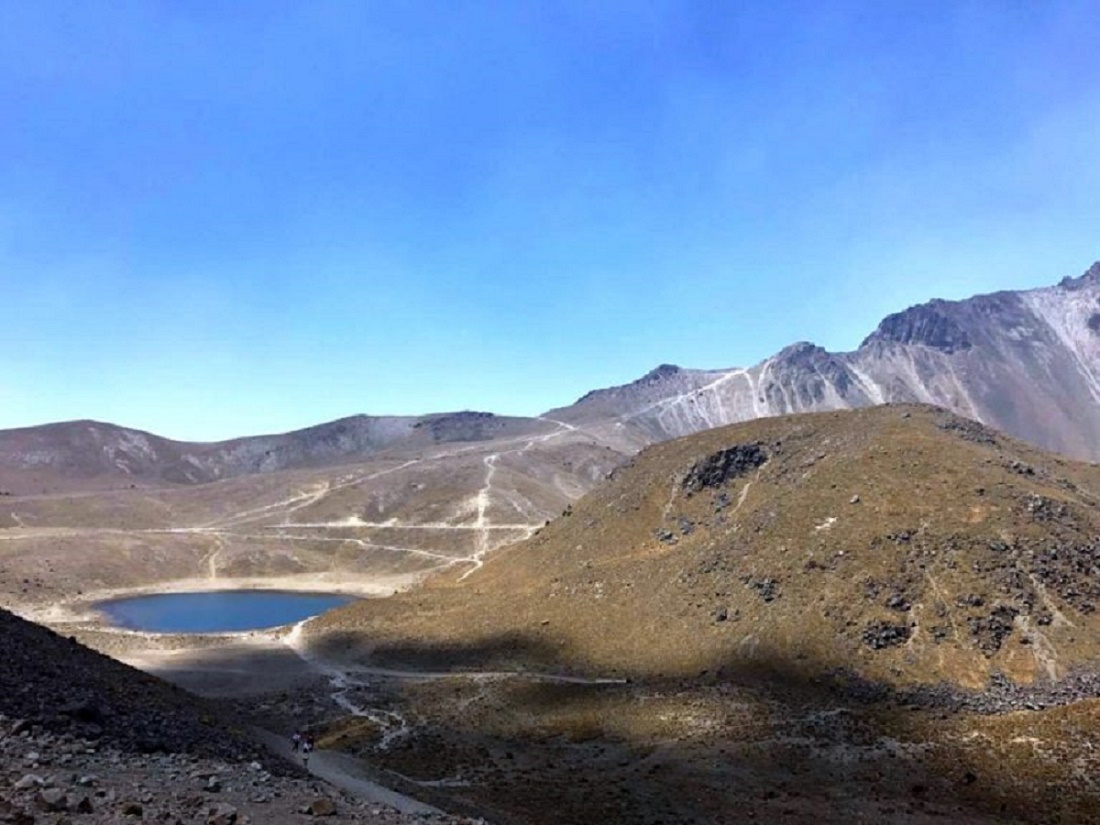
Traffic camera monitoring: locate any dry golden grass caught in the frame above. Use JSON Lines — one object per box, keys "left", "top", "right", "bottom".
{"left": 314, "top": 404, "right": 1100, "bottom": 690}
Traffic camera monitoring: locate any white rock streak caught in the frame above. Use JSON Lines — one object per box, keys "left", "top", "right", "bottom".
{"left": 1022, "top": 286, "right": 1100, "bottom": 404}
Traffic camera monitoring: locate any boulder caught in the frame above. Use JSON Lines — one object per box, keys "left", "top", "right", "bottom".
{"left": 305, "top": 798, "right": 337, "bottom": 817}
{"left": 207, "top": 802, "right": 238, "bottom": 825}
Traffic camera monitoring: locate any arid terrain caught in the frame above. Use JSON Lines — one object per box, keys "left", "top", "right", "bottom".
{"left": 0, "top": 605, "right": 480, "bottom": 824}
{"left": 7, "top": 406, "right": 1100, "bottom": 823}
{"left": 5, "top": 267, "right": 1100, "bottom": 822}
{"left": 0, "top": 415, "right": 622, "bottom": 623}
{"left": 284, "top": 405, "right": 1100, "bottom": 824}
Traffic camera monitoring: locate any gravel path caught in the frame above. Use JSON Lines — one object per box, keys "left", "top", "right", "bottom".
{"left": 253, "top": 728, "right": 443, "bottom": 816}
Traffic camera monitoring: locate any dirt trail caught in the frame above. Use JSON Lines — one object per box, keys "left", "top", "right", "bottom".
{"left": 457, "top": 420, "right": 577, "bottom": 581}
{"left": 252, "top": 728, "right": 442, "bottom": 816}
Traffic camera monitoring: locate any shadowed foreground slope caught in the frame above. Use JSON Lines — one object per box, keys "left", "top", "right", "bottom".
{"left": 0, "top": 607, "right": 475, "bottom": 824}
{"left": 0, "top": 606, "right": 258, "bottom": 759}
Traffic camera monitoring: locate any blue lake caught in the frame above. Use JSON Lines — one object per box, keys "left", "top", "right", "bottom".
{"left": 98, "top": 590, "right": 357, "bottom": 633}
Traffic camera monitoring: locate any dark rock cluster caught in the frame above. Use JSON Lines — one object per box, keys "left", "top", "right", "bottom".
{"left": 1023, "top": 493, "right": 1069, "bottom": 523}
{"left": 833, "top": 668, "right": 1100, "bottom": 716}
{"left": 863, "top": 303, "right": 973, "bottom": 353}
{"left": 654, "top": 528, "right": 677, "bottom": 545}
{"left": 0, "top": 712, "right": 463, "bottom": 825}
{"left": 740, "top": 575, "right": 781, "bottom": 603}
{"left": 682, "top": 444, "right": 767, "bottom": 493}
{"left": 966, "top": 604, "right": 1019, "bottom": 654}
{"left": 933, "top": 415, "right": 999, "bottom": 446}
{"left": 1029, "top": 541, "right": 1100, "bottom": 614}
{"left": 416, "top": 411, "right": 502, "bottom": 444}
{"left": 967, "top": 527, "right": 1100, "bottom": 618}
{"left": 862, "top": 622, "right": 911, "bottom": 650}
{"left": 1058, "top": 260, "right": 1100, "bottom": 290}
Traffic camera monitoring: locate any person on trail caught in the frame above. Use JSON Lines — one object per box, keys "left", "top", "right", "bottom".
{"left": 291, "top": 731, "right": 302, "bottom": 752}
{"left": 302, "top": 737, "right": 313, "bottom": 766}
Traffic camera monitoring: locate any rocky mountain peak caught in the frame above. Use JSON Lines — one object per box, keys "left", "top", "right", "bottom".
{"left": 1058, "top": 261, "right": 1100, "bottom": 291}
{"left": 637, "top": 363, "right": 682, "bottom": 384}
{"left": 860, "top": 300, "right": 973, "bottom": 353}
{"left": 773, "top": 341, "right": 827, "bottom": 364}
{"left": 570, "top": 363, "right": 685, "bottom": 406}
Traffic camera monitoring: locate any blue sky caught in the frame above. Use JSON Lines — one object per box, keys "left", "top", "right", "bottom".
{"left": 2, "top": 1, "right": 1099, "bottom": 440}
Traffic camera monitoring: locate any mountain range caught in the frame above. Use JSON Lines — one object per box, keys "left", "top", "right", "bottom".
{"left": 7, "top": 261, "right": 1100, "bottom": 824}
{"left": 3, "top": 261, "right": 1100, "bottom": 501}
{"left": 550, "top": 261, "right": 1100, "bottom": 460}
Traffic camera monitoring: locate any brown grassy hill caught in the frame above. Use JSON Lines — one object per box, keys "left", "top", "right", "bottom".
{"left": 291, "top": 405, "right": 1100, "bottom": 824}
{"left": 311, "top": 404, "right": 1100, "bottom": 690}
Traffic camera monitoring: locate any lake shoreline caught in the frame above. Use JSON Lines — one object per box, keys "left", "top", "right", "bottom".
{"left": 97, "top": 589, "right": 359, "bottom": 634}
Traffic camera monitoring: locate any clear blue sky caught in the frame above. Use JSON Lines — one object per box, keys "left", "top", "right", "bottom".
{"left": 2, "top": 1, "right": 1098, "bottom": 441}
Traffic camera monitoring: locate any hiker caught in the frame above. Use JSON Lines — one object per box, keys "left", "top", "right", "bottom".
{"left": 302, "top": 737, "right": 313, "bottom": 766}
{"left": 291, "top": 731, "right": 302, "bottom": 752}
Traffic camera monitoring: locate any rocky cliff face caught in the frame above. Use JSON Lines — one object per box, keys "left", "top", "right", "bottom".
{"left": 553, "top": 262, "right": 1100, "bottom": 461}
{"left": 862, "top": 300, "right": 974, "bottom": 353}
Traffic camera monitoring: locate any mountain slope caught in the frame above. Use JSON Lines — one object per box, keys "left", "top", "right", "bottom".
{"left": 551, "top": 262, "right": 1100, "bottom": 461}
{"left": 310, "top": 404, "right": 1100, "bottom": 689}
{"left": 0, "top": 605, "right": 257, "bottom": 757}
{"left": 296, "top": 404, "right": 1100, "bottom": 824}
{"left": 0, "top": 607, "right": 475, "bottom": 824}
{"left": 0, "top": 412, "right": 555, "bottom": 493}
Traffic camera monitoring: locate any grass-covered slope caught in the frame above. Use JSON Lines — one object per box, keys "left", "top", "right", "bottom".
{"left": 313, "top": 404, "right": 1100, "bottom": 690}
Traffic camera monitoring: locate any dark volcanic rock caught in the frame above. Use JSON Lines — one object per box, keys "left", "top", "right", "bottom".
{"left": 862, "top": 301, "right": 973, "bottom": 353}
{"left": 968, "top": 605, "right": 1019, "bottom": 655}
{"left": 0, "top": 608, "right": 257, "bottom": 761}
{"left": 655, "top": 528, "right": 677, "bottom": 545}
{"left": 638, "top": 364, "right": 683, "bottom": 384}
{"left": 413, "top": 410, "right": 506, "bottom": 443}
{"left": 935, "top": 416, "right": 1000, "bottom": 446}
{"left": 832, "top": 666, "right": 1100, "bottom": 717}
{"left": 682, "top": 444, "right": 767, "bottom": 492}
{"left": 741, "top": 575, "right": 781, "bottom": 603}
{"left": 1058, "top": 260, "right": 1100, "bottom": 290}
{"left": 885, "top": 593, "right": 911, "bottom": 612}
{"left": 862, "top": 622, "right": 912, "bottom": 650}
